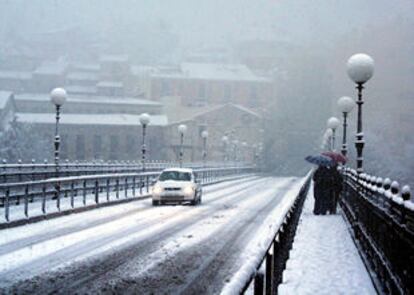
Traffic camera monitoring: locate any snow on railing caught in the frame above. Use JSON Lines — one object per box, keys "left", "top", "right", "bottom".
{"left": 221, "top": 171, "right": 312, "bottom": 295}
{"left": 340, "top": 167, "right": 413, "bottom": 294}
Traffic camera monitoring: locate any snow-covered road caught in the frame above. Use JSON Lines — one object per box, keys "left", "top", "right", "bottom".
{"left": 0, "top": 176, "right": 302, "bottom": 294}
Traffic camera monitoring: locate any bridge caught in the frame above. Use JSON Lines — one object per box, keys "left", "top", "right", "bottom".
{"left": 0, "top": 158, "right": 412, "bottom": 294}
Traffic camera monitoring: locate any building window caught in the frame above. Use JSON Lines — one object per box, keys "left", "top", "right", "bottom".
{"left": 93, "top": 135, "right": 102, "bottom": 159}
{"left": 110, "top": 135, "right": 119, "bottom": 160}
{"left": 76, "top": 134, "right": 85, "bottom": 160}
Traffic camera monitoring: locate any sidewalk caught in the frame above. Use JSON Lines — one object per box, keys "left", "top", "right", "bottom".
{"left": 278, "top": 183, "right": 377, "bottom": 295}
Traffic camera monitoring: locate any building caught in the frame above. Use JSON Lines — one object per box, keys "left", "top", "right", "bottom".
{"left": 163, "top": 103, "right": 264, "bottom": 163}
{"left": 147, "top": 63, "right": 273, "bottom": 109}
{"left": 12, "top": 92, "right": 168, "bottom": 161}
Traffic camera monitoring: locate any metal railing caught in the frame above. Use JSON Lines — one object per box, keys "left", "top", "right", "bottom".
{"left": 223, "top": 172, "right": 312, "bottom": 295}
{"left": 340, "top": 168, "right": 413, "bottom": 295}
{"left": 0, "top": 160, "right": 247, "bottom": 184}
{"left": 0, "top": 166, "right": 255, "bottom": 224}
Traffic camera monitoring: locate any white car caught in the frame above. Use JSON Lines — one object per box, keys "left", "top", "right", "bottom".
{"left": 151, "top": 168, "right": 202, "bottom": 206}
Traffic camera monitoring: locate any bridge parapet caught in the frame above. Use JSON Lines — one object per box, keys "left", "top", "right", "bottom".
{"left": 340, "top": 167, "right": 413, "bottom": 295}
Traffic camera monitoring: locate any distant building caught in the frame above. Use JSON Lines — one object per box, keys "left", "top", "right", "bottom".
{"left": 163, "top": 103, "right": 263, "bottom": 163}
{"left": 147, "top": 63, "right": 273, "bottom": 109}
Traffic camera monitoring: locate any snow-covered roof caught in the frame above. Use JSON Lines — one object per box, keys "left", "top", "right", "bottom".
{"left": 151, "top": 63, "right": 271, "bottom": 82}
{"left": 100, "top": 54, "right": 129, "bottom": 63}
{"left": 0, "top": 91, "right": 13, "bottom": 109}
{"left": 97, "top": 81, "right": 124, "bottom": 88}
{"left": 16, "top": 113, "right": 168, "bottom": 126}
{"left": 33, "top": 62, "right": 67, "bottom": 76}
{"left": 0, "top": 71, "right": 32, "bottom": 80}
{"left": 14, "top": 93, "right": 161, "bottom": 106}
{"left": 65, "top": 85, "right": 97, "bottom": 95}
{"left": 67, "top": 72, "right": 99, "bottom": 81}
{"left": 172, "top": 103, "right": 261, "bottom": 124}
{"left": 71, "top": 63, "right": 100, "bottom": 72}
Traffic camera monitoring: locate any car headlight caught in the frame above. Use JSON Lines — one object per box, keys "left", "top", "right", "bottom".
{"left": 152, "top": 185, "right": 163, "bottom": 195}
{"left": 183, "top": 185, "right": 194, "bottom": 196}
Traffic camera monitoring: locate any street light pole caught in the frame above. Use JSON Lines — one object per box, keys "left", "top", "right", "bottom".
{"left": 178, "top": 124, "right": 187, "bottom": 168}
{"left": 201, "top": 130, "right": 208, "bottom": 168}
{"left": 50, "top": 88, "right": 67, "bottom": 176}
{"left": 347, "top": 53, "right": 374, "bottom": 173}
{"left": 327, "top": 117, "right": 340, "bottom": 152}
{"left": 337, "top": 96, "right": 355, "bottom": 157}
{"left": 139, "top": 113, "right": 151, "bottom": 172}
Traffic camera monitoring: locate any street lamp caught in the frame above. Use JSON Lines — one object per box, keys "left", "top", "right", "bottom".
{"left": 337, "top": 96, "right": 355, "bottom": 157}
{"left": 201, "top": 130, "right": 208, "bottom": 168}
{"left": 347, "top": 53, "right": 374, "bottom": 173}
{"left": 323, "top": 129, "right": 333, "bottom": 151}
{"left": 50, "top": 87, "right": 67, "bottom": 176}
{"left": 327, "top": 117, "right": 340, "bottom": 151}
{"left": 178, "top": 124, "right": 187, "bottom": 168}
{"left": 139, "top": 113, "right": 151, "bottom": 172}
{"left": 221, "top": 135, "right": 229, "bottom": 162}
{"left": 232, "top": 140, "right": 239, "bottom": 162}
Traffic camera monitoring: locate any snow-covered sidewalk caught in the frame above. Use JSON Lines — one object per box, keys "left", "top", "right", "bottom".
{"left": 278, "top": 182, "right": 377, "bottom": 295}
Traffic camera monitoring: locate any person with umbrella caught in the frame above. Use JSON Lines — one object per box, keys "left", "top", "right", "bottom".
{"left": 322, "top": 152, "right": 346, "bottom": 214}
{"left": 305, "top": 155, "right": 335, "bottom": 215}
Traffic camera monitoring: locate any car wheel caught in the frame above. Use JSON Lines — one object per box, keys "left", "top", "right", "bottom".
{"left": 152, "top": 200, "right": 159, "bottom": 206}
{"left": 190, "top": 199, "right": 197, "bottom": 206}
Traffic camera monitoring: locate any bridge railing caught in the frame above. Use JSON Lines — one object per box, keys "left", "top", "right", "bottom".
{"left": 0, "top": 160, "right": 243, "bottom": 184}
{"left": 0, "top": 166, "right": 256, "bottom": 224}
{"left": 340, "top": 167, "right": 413, "bottom": 295}
{"left": 222, "top": 172, "right": 312, "bottom": 295}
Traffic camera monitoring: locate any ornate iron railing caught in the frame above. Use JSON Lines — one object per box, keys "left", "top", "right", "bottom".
{"left": 340, "top": 168, "right": 413, "bottom": 295}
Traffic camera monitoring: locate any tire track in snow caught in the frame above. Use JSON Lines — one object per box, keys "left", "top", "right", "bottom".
{"left": 0, "top": 177, "right": 271, "bottom": 292}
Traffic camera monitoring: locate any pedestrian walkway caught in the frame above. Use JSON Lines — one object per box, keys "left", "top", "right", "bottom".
{"left": 278, "top": 183, "right": 377, "bottom": 295}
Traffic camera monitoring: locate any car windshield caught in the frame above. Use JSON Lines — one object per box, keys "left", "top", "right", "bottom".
{"left": 159, "top": 171, "right": 192, "bottom": 182}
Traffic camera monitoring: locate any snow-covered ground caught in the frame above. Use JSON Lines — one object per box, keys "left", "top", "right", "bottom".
{"left": 0, "top": 176, "right": 303, "bottom": 294}
{"left": 278, "top": 183, "right": 377, "bottom": 295}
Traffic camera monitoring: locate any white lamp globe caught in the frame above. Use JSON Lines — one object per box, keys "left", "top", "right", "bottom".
{"left": 337, "top": 96, "right": 355, "bottom": 113}
{"left": 325, "top": 128, "right": 333, "bottom": 138}
{"left": 347, "top": 53, "right": 374, "bottom": 84}
{"left": 139, "top": 113, "right": 151, "bottom": 126}
{"left": 222, "top": 135, "right": 228, "bottom": 143}
{"left": 50, "top": 88, "right": 67, "bottom": 106}
{"left": 201, "top": 130, "right": 209, "bottom": 138}
{"left": 327, "top": 117, "right": 340, "bottom": 130}
{"left": 178, "top": 124, "right": 187, "bottom": 135}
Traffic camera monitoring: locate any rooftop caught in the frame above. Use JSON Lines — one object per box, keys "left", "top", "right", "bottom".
{"left": 97, "top": 81, "right": 124, "bottom": 88}
{"left": 151, "top": 63, "right": 271, "bottom": 82}
{"left": 14, "top": 93, "right": 162, "bottom": 106}
{"left": 0, "top": 71, "right": 32, "bottom": 80}
{"left": 16, "top": 113, "right": 168, "bottom": 126}
{"left": 33, "top": 62, "right": 67, "bottom": 76}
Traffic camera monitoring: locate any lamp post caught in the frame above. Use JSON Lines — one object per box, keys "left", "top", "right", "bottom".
{"left": 139, "top": 113, "right": 151, "bottom": 172}
{"left": 201, "top": 130, "right": 208, "bottom": 168}
{"left": 337, "top": 96, "right": 355, "bottom": 157}
{"left": 221, "top": 135, "right": 229, "bottom": 163}
{"left": 327, "top": 117, "right": 340, "bottom": 151}
{"left": 178, "top": 124, "right": 187, "bottom": 168}
{"left": 347, "top": 53, "right": 374, "bottom": 173}
{"left": 323, "top": 129, "right": 333, "bottom": 151}
{"left": 50, "top": 88, "right": 67, "bottom": 176}
{"left": 232, "top": 140, "right": 239, "bottom": 162}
